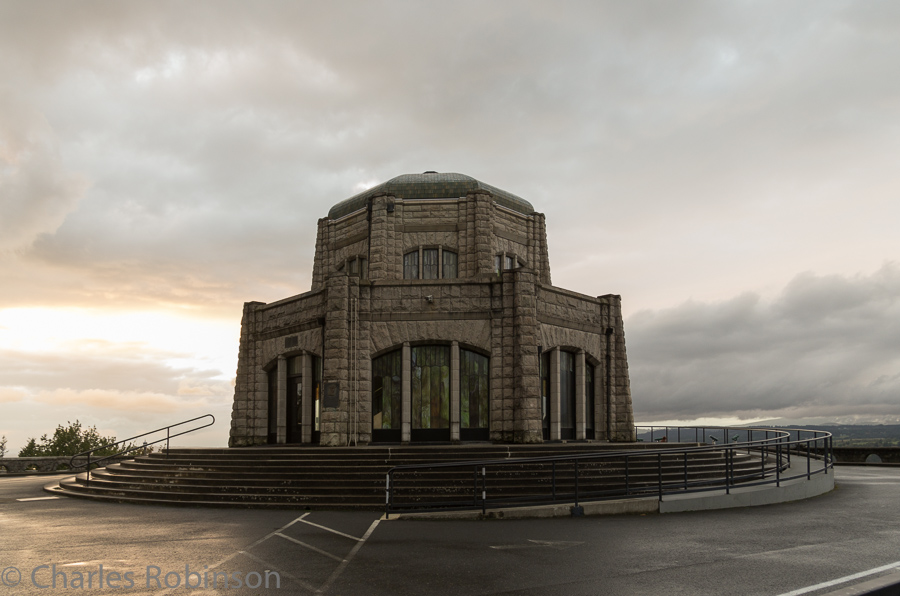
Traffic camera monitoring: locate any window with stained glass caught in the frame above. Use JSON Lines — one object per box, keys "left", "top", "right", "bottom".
{"left": 372, "top": 350, "right": 402, "bottom": 430}
{"left": 411, "top": 345, "right": 450, "bottom": 429}
{"left": 460, "top": 349, "right": 489, "bottom": 429}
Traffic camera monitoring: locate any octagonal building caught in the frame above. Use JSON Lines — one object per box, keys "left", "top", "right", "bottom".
{"left": 230, "top": 172, "right": 635, "bottom": 447}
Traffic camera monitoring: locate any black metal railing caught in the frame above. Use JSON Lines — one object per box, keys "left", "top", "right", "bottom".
{"left": 69, "top": 414, "right": 215, "bottom": 485}
{"left": 384, "top": 426, "right": 833, "bottom": 517}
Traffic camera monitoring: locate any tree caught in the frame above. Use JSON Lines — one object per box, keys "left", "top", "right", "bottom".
{"left": 17, "top": 421, "right": 123, "bottom": 457}
{"left": 0, "top": 435, "right": 7, "bottom": 458}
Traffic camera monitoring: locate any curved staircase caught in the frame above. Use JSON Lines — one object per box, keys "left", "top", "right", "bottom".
{"left": 48, "top": 443, "right": 772, "bottom": 510}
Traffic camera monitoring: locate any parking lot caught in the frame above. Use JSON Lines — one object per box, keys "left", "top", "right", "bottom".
{"left": 1, "top": 466, "right": 898, "bottom": 595}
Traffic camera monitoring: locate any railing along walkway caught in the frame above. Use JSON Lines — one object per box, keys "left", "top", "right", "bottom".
{"left": 385, "top": 426, "right": 833, "bottom": 517}
{"left": 69, "top": 414, "right": 215, "bottom": 485}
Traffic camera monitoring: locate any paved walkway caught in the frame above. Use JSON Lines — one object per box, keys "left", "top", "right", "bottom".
{"left": 0, "top": 466, "right": 898, "bottom": 595}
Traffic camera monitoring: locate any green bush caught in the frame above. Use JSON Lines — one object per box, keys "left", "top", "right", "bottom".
{"left": 18, "top": 421, "right": 127, "bottom": 457}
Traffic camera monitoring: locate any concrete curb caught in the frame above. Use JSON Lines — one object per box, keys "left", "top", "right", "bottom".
{"left": 660, "top": 461, "right": 835, "bottom": 513}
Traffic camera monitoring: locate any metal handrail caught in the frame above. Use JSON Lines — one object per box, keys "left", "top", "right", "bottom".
{"left": 69, "top": 414, "right": 215, "bottom": 484}
{"left": 384, "top": 426, "right": 833, "bottom": 517}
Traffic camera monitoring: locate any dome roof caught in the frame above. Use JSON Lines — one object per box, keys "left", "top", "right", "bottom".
{"left": 328, "top": 172, "right": 535, "bottom": 219}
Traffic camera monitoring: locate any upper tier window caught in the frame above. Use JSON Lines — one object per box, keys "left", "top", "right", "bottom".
{"left": 404, "top": 247, "right": 457, "bottom": 279}
{"left": 494, "top": 253, "right": 521, "bottom": 274}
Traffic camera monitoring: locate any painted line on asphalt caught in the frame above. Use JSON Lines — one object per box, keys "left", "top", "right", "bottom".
{"left": 16, "top": 496, "right": 61, "bottom": 501}
{"left": 775, "top": 560, "right": 900, "bottom": 596}
{"left": 154, "top": 512, "right": 312, "bottom": 596}
{"left": 275, "top": 532, "right": 345, "bottom": 562}
{"left": 317, "top": 518, "right": 381, "bottom": 594}
{"left": 298, "top": 517, "right": 366, "bottom": 541}
{"left": 239, "top": 548, "right": 318, "bottom": 593}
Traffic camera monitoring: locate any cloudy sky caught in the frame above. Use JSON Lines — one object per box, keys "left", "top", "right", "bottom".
{"left": 2, "top": 1, "right": 898, "bottom": 452}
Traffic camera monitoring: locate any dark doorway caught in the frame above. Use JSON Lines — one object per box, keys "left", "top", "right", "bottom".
{"left": 560, "top": 351, "right": 576, "bottom": 440}
{"left": 541, "top": 350, "right": 550, "bottom": 440}
{"left": 287, "top": 357, "right": 303, "bottom": 444}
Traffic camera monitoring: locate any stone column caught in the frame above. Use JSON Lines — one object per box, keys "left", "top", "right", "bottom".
{"left": 368, "top": 195, "right": 389, "bottom": 281}
{"left": 450, "top": 341, "right": 460, "bottom": 442}
{"left": 609, "top": 296, "right": 635, "bottom": 441}
{"left": 229, "top": 301, "right": 264, "bottom": 447}
{"left": 402, "top": 342, "right": 411, "bottom": 444}
{"left": 534, "top": 213, "right": 551, "bottom": 285}
{"left": 575, "top": 350, "right": 586, "bottom": 440}
{"left": 311, "top": 218, "right": 328, "bottom": 291}
{"left": 472, "top": 192, "right": 494, "bottom": 275}
{"left": 302, "top": 352, "right": 313, "bottom": 443}
{"left": 321, "top": 272, "right": 349, "bottom": 446}
{"left": 550, "top": 348, "right": 561, "bottom": 441}
{"left": 513, "top": 268, "right": 541, "bottom": 443}
{"left": 276, "top": 356, "right": 287, "bottom": 444}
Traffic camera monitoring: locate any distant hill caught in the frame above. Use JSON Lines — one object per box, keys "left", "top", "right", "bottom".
{"left": 635, "top": 425, "right": 900, "bottom": 446}
{"left": 771, "top": 425, "right": 900, "bottom": 447}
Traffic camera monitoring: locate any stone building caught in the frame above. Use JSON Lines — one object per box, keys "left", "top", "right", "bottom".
{"left": 229, "top": 172, "right": 635, "bottom": 447}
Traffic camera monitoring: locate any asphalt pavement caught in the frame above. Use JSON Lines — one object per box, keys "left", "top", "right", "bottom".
{"left": 0, "top": 466, "right": 898, "bottom": 595}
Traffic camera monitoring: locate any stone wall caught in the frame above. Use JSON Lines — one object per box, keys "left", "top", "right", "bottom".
{"left": 229, "top": 290, "right": 326, "bottom": 447}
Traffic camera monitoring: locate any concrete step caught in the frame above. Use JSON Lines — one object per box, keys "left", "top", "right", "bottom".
{"left": 51, "top": 443, "right": 774, "bottom": 509}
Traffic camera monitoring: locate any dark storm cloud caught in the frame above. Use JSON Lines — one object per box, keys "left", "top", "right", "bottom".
{"left": 627, "top": 263, "right": 900, "bottom": 421}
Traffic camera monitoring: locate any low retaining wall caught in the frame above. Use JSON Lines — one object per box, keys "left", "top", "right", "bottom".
{"left": 0, "top": 456, "right": 129, "bottom": 474}
{"left": 831, "top": 447, "right": 900, "bottom": 464}
{"left": 834, "top": 447, "right": 900, "bottom": 464}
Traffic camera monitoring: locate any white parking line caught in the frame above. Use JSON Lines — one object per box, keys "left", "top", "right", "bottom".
{"left": 317, "top": 519, "right": 380, "bottom": 594}
{"left": 16, "top": 496, "right": 61, "bottom": 502}
{"left": 275, "top": 532, "right": 345, "bottom": 562}
{"left": 775, "top": 560, "right": 900, "bottom": 596}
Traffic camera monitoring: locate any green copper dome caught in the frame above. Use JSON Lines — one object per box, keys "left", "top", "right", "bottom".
{"left": 328, "top": 172, "right": 535, "bottom": 219}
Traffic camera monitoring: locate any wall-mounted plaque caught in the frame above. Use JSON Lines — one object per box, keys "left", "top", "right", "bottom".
{"left": 323, "top": 382, "right": 340, "bottom": 409}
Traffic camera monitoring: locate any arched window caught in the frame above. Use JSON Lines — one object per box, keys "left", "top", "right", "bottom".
{"left": 404, "top": 247, "right": 458, "bottom": 279}
{"left": 371, "top": 344, "right": 488, "bottom": 442}
{"left": 372, "top": 349, "right": 402, "bottom": 442}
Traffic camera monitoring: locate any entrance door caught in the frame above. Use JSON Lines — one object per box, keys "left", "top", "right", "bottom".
{"left": 286, "top": 375, "right": 303, "bottom": 444}
{"left": 560, "top": 351, "right": 576, "bottom": 440}
{"left": 541, "top": 351, "right": 550, "bottom": 440}
{"left": 410, "top": 345, "right": 450, "bottom": 442}
{"left": 540, "top": 349, "right": 576, "bottom": 440}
